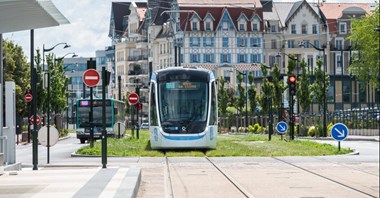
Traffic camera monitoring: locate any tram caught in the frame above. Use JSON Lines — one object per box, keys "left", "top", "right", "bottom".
{"left": 149, "top": 66, "right": 218, "bottom": 149}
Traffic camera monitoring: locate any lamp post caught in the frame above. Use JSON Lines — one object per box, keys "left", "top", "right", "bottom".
{"left": 299, "top": 41, "right": 327, "bottom": 137}
{"left": 42, "top": 42, "right": 70, "bottom": 164}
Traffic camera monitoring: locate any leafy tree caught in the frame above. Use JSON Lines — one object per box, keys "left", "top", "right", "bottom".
{"left": 347, "top": 5, "right": 379, "bottom": 89}
{"left": 49, "top": 56, "right": 69, "bottom": 116}
{"left": 34, "top": 49, "right": 47, "bottom": 114}
{"left": 217, "top": 77, "right": 229, "bottom": 117}
{"left": 260, "top": 64, "right": 274, "bottom": 114}
{"left": 297, "top": 58, "right": 312, "bottom": 113}
{"left": 2, "top": 39, "right": 30, "bottom": 118}
{"left": 270, "top": 64, "right": 285, "bottom": 111}
{"left": 311, "top": 59, "right": 330, "bottom": 111}
{"left": 236, "top": 72, "right": 246, "bottom": 115}
{"left": 247, "top": 72, "right": 257, "bottom": 116}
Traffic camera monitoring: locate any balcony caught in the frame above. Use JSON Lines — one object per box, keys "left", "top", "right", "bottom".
{"left": 136, "top": 38, "right": 148, "bottom": 49}
{"left": 127, "top": 55, "right": 148, "bottom": 62}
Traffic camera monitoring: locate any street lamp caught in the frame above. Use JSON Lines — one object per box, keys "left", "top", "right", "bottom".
{"left": 42, "top": 42, "right": 70, "bottom": 164}
{"left": 299, "top": 41, "right": 327, "bottom": 137}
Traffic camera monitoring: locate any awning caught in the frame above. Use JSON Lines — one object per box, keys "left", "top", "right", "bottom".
{"left": 0, "top": 0, "right": 70, "bottom": 34}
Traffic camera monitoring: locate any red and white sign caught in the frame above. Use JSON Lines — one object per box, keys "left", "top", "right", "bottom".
{"left": 25, "top": 93, "right": 33, "bottom": 102}
{"left": 30, "top": 115, "right": 41, "bottom": 125}
{"left": 83, "top": 69, "right": 100, "bottom": 87}
{"left": 295, "top": 116, "right": 300, "bottom": 125}
{"left": 128, "top": 93, "right": 139, "bottom": 105}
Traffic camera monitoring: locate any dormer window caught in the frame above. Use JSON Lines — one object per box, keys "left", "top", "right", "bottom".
{"left": 239, "top": 23, "right": 245, "bottom": 31}
{"left": 192, "top": 21, "right": 199, "bottom": 30}
{"left": 205, "top": 21, "right": 211, "bottom": 31}
{"left": 339, "top": 22, "right": 347, "bottom": 34}
{"left": 251, "top": 15, "right": 261, "bottom": 32}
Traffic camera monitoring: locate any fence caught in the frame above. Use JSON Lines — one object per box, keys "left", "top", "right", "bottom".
{"left": 218, "top": 108, "right": 380, "bottom": 136}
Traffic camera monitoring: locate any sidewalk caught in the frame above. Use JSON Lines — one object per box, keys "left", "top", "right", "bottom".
{"left": 0, "top": 165, "right": 141, "bottom": 198}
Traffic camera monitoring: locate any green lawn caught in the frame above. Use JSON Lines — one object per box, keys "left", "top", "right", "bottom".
{"left": 75, "top": 130, "right": 352, "bottom": 157}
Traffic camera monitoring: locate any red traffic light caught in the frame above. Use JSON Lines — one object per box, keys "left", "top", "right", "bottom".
{"left": 289, "top": 75, "right": 296, "bottom": 83}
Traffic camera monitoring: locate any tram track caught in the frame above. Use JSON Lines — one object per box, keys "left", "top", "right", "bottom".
{"left": 273, "top": 157, "right": 378, "bottom": 198}
{"left": 163, "top": 151, "right": 253, "bottom": 198}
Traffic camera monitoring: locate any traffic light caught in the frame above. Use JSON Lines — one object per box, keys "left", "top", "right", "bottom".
{"left": 288, "top": 74, "right": 297, "bottom": 96}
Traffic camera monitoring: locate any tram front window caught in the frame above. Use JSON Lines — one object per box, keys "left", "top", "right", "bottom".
{"left": 159, "top": 81, "right": 208, "bottom": 134}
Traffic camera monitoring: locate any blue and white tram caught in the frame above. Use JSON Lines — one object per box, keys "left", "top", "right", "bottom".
{"left": 149, "top": 67, "right": 218, "bottom": 149}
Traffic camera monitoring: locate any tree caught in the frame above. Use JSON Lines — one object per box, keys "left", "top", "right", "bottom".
{"left": 217, "top": 77, "right": 229, "bottom": 117}
{"left": 311, "top": 59, "right": 330, "bottom": 111}
{"left": 2, "top": 39, "right": 30, "bottom": 118}
{"left": 270, "top": 64, "right": 285, "bottom": 111}
{"left": 297, "top": 58, "right": 312, "bottom": 113}
{"left": 247, "top": 72, "right": 257, "bottom": 116}
{"left": 260, "top": 64, "right": 274, "bottom": 114}
{"left": 236, "top": 72, "right": 246, "bottom": 116}
{"left": 347, "top": 5, "right": 379, "bottom": 89}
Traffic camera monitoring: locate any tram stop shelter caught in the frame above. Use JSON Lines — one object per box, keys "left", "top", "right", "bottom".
{"left": 0, "top": 0, "right": 69, "bottom": 170}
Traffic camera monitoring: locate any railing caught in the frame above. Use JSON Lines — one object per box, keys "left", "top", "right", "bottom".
{"left": 127, "top": 55, "right": 148, "bottom": 61}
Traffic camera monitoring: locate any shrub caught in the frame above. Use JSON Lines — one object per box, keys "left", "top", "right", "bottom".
{"left": 248, "top": 123, "right": 262, "bottom": 134}
{"left": 307, "top": 126, "right": 316, "bottom": 137}
{"left": 59, "top": 128, "right": 69, "bottom": 138}
{"left": 327, "top": 122, "right": 333, "bottom": 137}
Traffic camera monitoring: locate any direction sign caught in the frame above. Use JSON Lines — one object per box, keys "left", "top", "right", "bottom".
{"left": 83, "top": 69, "right": 100, "bottom": 87}
{"left": 128, "top": 93, "right": 139, "bottom": 105}
{"left": 29, "top": 115, "right": 41, "bottom": 125}
{"left": 331, "top": 123, "right": 349, "bottom": 141}
{"left": 276, "top": 121, "right": 288, "bottom": 134}
{"left": 25, "top": 93, "right": 33, "bottom": 102}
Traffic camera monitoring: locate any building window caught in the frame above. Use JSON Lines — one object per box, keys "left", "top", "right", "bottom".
{"left": 239, "top": 23, "right": 245, "bottom": 31}
{"left": 336, "top": 54, "right": 342, "bottom": 68}
{"left": 250, "top": 38, "right": 261, "bottom": 47}
{"left": 339, "top": 22, "right": 347, "bottom": 34}
{"left": 204, "top": 54, "right": 214, "bottom": 63}
{"left": 269, "top": 55, "right": 276, "bottom": 67}
{"left": 192, "top": 21, "right": 198, "bottom": 30}
{"left": 335, "top": 39, "right": 343, "bottom": 50}
{"left": 190, "top": 37, "right": 200, "bottom": 47}
{"left": 287, "top": 40, "right": 295, "bottom": 48}
{"left": 302, "top": 24, "right": 307, "bottom": 34}
{"left": 343, "top": 80, "right": 351, "bottom": 103}
{"left": 271, "top": 39, "right": 277, "bottom": 49}
{"left": 252, "top": 23, "right": 258, "bottom": 31}
{"left": 312, "top": 24, "right": 318, "bottom": 34}
{"left": 223, "top": 22, "right": 228, "bottom": 30}
{"left": 359, "top": 83, "right": 366, "bottom": 103}
{"left": 238, "top": 54, "right": 246, "bottom": 63}
{"left": 190, "top": 54, "right": 200, "bottom": 63}
{"left": 223, "top": 70, "right": 231, "bottom": 83}
{"left": 314, "top": 40, "right": 320, "bottom": 48}
{"left": 221, "top": 54, "right": 230, "bottom": 63}
{"left": 251, "top": 54, "right": 260, "bottom": 63}
{"left": 307, "top": 55, "right": 314, "bottom": 74}
{"left": 204, "top": 37, "right": 214, "bottom": 47}
{"left": 205, "top": 21, "right": 211, "bottom": 31}
{"left": 237, "top": 38, "right": 247, "bottom": 47}
{"left": 271, "top": 25, "right": 276, "bottom": 32}
{"left": 291, "top": 24, "right": 296, "bottom": 34}
{"left": 222, "top": 37, "right": 229, "bottom": 47}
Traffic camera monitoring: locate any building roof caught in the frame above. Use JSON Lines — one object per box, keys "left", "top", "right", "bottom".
{"left": 0, "top": 0, "right": 69, "bottom": 34}
{"left": 178, "top": 0, "right": 262, "bottom": 8}
{"left": 320, "top": 3, "right": 372, "bottom": 34}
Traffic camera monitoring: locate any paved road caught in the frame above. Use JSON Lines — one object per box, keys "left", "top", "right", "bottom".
{"left": 2, "top": 135, "right": 379, "bottom": 197}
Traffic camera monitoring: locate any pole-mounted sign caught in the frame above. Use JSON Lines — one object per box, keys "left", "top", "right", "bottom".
{"left": 83, "top": 69, "right": 100, "bottom": 87}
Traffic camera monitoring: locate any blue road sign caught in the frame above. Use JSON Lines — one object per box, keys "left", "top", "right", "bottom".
{"left": 276, "top": 121, "right": 288, "bottom": 134}
{"left": 331, "top": 123, "right": 349, "bottom": 141}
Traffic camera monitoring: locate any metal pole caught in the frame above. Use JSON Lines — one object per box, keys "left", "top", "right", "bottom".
{"left": 0, "top": 34, "right": 3, "bottom": 148}
{"left": 102, "top": 67, "right": 107, "bottom": 168}
{"left": 90, "top": 87, "right": 94, "bottom": 147}
{"left": 47, "top": 71, "right": 50, "bottom": 164}
{"left": 323, "top": 49, "right": 327, "bottom": 137}
{"left": 245, "top": 71, "right": 248, "bottom": 129}
{"left": 178, "top": 46, "right": 181, "bottom": 67}
{"left": 31, "top": 29, "right": 38, "bottom": 170}
{"left": 118, "top": 76, "right": 121, "bottom": 100}
{"left": 174, "top": 45, "right": 178, "bottom": 66}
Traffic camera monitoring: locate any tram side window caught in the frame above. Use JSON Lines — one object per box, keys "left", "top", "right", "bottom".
{"left": 150, "top": 83, "right": 158, "bottom": 125}
{"left": 209, "top": 81, "right": 218, "bottom": 125}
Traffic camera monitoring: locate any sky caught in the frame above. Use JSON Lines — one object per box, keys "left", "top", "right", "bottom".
{"left": 2, "top": 0, "right": 377, "bottom": 60}
{"left": 3, "top": 0, "right": 135, "bottom": 59}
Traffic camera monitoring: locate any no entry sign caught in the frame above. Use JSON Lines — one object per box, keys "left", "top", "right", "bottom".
{"left": 29, "top": 115, "right": 41, "bottom": 125}
{"left": 83, "top": 69, "right": 100, "bottom": 87}
{"left": 25, "top": 93, "right": 33, "bottom": 102}
{"left": 128, "top": 93, "right": 139, "bottom": 105}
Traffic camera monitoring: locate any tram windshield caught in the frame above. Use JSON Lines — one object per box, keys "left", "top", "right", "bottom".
{"left": 158, "top": 81, "right": 208, "bottom": 133}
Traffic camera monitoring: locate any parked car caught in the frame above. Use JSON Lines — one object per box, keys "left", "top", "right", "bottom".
{"left": 140, "top": 123, "right": 149, "bottom": 129}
